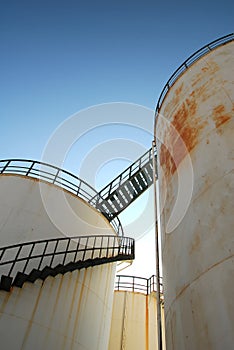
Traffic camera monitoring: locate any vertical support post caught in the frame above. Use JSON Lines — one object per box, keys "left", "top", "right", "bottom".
{"left": 152, "top": 140, "right": 162, "bottom": 350}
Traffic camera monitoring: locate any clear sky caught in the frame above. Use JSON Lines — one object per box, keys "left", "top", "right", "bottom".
{"left": 0, "top": 0, "right": 233, "bottom": 277}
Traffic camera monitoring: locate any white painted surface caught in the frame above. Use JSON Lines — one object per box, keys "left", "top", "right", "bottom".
{"left": 157, "top": 41, "right": 234, "bottom": 349}
{"left": 0, "top": 263, "right": 116, "bottom": 350}
{"left": 0, "top": 173, "right": 118, "bottom": 349}
{"left": 108, "top": 291, "right": 165, "bottom": 350}
{"left": 0, "top": 175, "right": 115, "bottom": 245}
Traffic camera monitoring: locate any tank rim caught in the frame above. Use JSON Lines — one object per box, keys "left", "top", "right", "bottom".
{"left": 155, "top": 33, "right": 234, "bottom": 116}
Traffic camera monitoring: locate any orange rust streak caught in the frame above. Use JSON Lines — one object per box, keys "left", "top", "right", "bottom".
{"left": 213, "top": 104, "right": 231, "bottom": 129}
{"left": 215, "top": 115, "right": 231, "bottom": 128}
{"left": 160, "top": 94, "right": 208, "bottom": 178}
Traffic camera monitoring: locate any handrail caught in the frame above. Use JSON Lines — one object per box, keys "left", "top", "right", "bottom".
{"left": 0, "top": 235, "right": 135, "bottom": 281}
{"left": 155, "top": 33, "right": 234, "bottom": 115}
{"left": 0, "top": 159, "right": 124, "bottom": 236}
{"left": 95, "top": 147, "right": 156, "bottom": 200}
{"left": 115, "top": 274, "right": 163, "bottom": 295}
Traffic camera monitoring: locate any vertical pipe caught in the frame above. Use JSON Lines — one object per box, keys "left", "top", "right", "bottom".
{"left": 152, "top": 139, "right": 162, "bottom": 350}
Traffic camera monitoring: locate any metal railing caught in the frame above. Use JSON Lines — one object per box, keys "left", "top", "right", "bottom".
{"left": 115, "top": 274, "right": 163, "bottom": 295}
{"left": 93, "top": 147, "right": 156, "bottom": 201}
{"left": 0, "top": 235, "right": 135, "bottom": 281}
{"left": 0, "top": 159, "right": 124, "bottom": 236}
{"left": 155, "top": 33, "right": 234, "bottom": 115}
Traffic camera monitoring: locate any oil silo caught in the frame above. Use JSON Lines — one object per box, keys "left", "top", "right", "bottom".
{"left": 155, "top": 33, "right": 234, "bottom": 349}
{"left": 0, "top": 160, "right": 134, "bottom": 350}
{"left": 108, "top": 275, "right": 166, "bottom": 350}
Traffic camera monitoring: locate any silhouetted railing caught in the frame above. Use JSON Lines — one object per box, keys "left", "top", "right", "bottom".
{"left": 0, "top": 235, "right": 135, "bottom": 290}
{"left": 96, "top": 148, "right": 156, "bottom": 200}
{"left": 0, "top": 159, "right": 124, "bottom": 236}
{"left": 155, "top": 33, "right": 234, "bottom": 115}
{"left": 115, "top": 274, "right": 163, "bottom": 295}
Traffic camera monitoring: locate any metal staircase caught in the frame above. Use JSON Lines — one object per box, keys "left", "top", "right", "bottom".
{"left": 0, "top": 235, "right": 134, "bottom": 291}
{"left": 0, "top": 147, "right": 155, "bottom": 292}
{"left": 93, "top": 147, "right": 157, "bottom": 220}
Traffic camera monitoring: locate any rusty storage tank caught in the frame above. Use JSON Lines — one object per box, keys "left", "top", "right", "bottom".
{"left": 0, "top": 160, "right": 134, "bottom": 350}
{"left": 108, "top": 275, "right": 166, "bottom": 350}
{"left": 155, "top": 33, "right": 234, "bottom": 349}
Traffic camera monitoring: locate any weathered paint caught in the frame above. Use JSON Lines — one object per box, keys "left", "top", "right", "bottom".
{"left": 108, "top": 290, "right": 166, "bottom": 350}
{"left": 157, "top": 41, "right": 234, "bottom": 349}
{"left": 0, "top": 175, "right": 115, "bottom": 245}
{"left": 0, "top": 263, "right": 116, "bottom": 350}
{"left": 0, "top": 173, "right": 118, "bottom": 349}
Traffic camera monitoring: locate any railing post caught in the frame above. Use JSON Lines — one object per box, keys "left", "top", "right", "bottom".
{"left": 73, "top": 237, "right": 80, "bottom": 262}
{"left": 25, "top": 161, "right": 35, "bottom": 176}
{"left": 82, "top": 236, "right": 89, "bottom": 261}
{"left": 91, "top": 236, "right": 96, "bottom": 259}
{"left": 22, "top": 243, "right": 35, "bottom": 273}
{"left": 99, "top": 236, "right": 103, "bottom": 258}
{"left": 38, "top": 241, "right": 48, "bottom": 270}
{"left": 62, "top": 238, "right": 70, "bottom": 265}
{"left": 77, "top": 179, "right": 82, "bottom": 195}
{"left": 0, "top": 160, "right": 11, "bottom": 174}
{"left": 53, "top": 169, "right": 60, "bottom": 184}
{"left": 8, "top": 245, "right": 23, "bottom": 276}
{"left": 50, "top": 239, "right": 59, "bottom": 267}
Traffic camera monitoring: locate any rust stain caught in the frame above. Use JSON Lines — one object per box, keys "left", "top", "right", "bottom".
{"left": 175, "top": 83, "right": 184, "bottom": 96}
{"left": 189, "top": 232, "right": 201, "bottom": 254}
{"left": 71, "top": 269, "right": 86, "bottom": 341}
{"left": 213, "top": 104, "right": 231, "bottom": 130}
{"left": 0, "top": 290, "right": 11, "bottom": 314}
{"left": 170, "top": 83, "right": 185, "bottom": 109}
{"left": 201, "top": 66, "right": 209, "bottom": 72}
{"left": 160, "top": 144, "right": 176, "bottom": 179}
{"left": 160, "top": 94, "right": 207, "bottom": 179}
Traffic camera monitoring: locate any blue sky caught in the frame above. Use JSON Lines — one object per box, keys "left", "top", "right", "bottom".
{"left": 0, "top": 0, "right": 233, "bottom": 276}
{"left": 1, "top": 0, "right": 233, "bottom": 160}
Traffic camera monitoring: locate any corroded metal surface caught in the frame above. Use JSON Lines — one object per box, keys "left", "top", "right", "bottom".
{"left": 0, "top": 263, "right": 116, "bottom": 350}
{"left": 156, "top": 40, "right": 234, "bottom": 349}
{"left": 108, "top": 290, "right": 164, "bottom": 350}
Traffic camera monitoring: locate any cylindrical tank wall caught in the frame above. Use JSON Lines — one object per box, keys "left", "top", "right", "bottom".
{"left": 0, "top": 263, "right": 116, "bottom": 350}
{"left": 157, "top": 41, "right": 234, "bottom": 349}
{"left": 0, "top": 175, "right": 115, "bottom": 245}
{"left": 108, "top": 291, "right": 165, "bottom": 350}
{"left": 0, "top": 174, "right": 118, "bottom": 349}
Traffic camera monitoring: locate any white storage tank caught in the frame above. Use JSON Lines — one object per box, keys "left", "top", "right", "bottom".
{"left": 0, "top": 160, "right": 133, "bottom": 350}
{"left": 108, "top": 275, "right": 166, "bottom": 350}
{"left": 155, "top": 34, "right": 234, "bottom": 349}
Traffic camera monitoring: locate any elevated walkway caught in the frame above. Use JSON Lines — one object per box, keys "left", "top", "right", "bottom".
{"left": 0, "top": 235, "right": 134, "bottom": 291}
{"left": 94, "top": 147, "right": 157, "bottom": 220}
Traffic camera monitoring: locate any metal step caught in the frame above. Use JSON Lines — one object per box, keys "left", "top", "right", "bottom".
{"left": 95, "top": 147, "right": 157, "bottom": 220}
{"left": 142, "top": 163, "right": 153, "bottom": 182}
{"left": 0, "top": 275, "right": 13, "bottom": 291}
{"left": 27, "top": 269, "right": 42, "bottom": 283}
{"left": 118, "top": 185, "right": 132, "bottom": 202}
{"left": 40, "top": 266, "right": 57, "bottom": 280}
{"left": 13, "top": 272, "right": 28, "bottom": 287}
{"left": 129, "top": 177, "right": 141, "bottom": 194}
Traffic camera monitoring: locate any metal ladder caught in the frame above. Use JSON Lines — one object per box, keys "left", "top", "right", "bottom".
{"left": 93, "top": 147, "right": 157, "bottom": 220}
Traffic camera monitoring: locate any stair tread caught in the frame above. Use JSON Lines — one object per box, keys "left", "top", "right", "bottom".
{"left": 40, "top": 266, "right": 57, "bottom": 280}
{"left": 13, "top": 271, "right": 28, "bottom": 287}
{"left": 0, "top": 275, "right": 13, "bottom": 291}
{"left": 27, "top": 268, "right": 42, "bottom": 282}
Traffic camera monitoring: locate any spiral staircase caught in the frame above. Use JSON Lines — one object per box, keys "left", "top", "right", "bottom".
{"left": 0, "top": 146, "right": 156, "bottom": 292}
